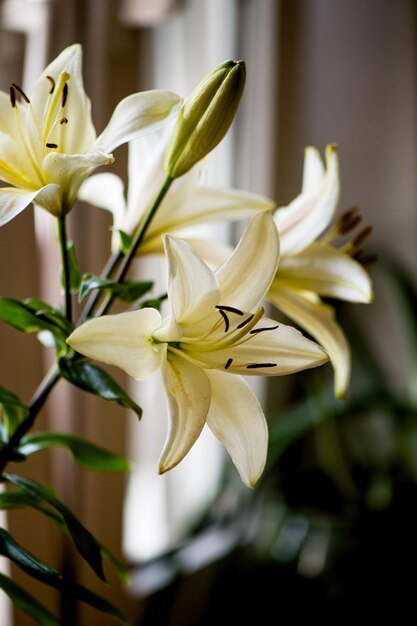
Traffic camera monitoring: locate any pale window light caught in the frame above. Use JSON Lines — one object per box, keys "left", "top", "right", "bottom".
{"left": 0, "top": 2, "right": 51, "bottom": 622}
{"left": 122, "top": 0, "right": 239, "bottom": 562}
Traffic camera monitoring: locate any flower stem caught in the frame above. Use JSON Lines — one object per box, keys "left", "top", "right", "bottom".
{"left": 0, "top": 364, "right": 60, "bottom": 474}
{"left": 98, "top": 174, "right": 173, "bottom": 316}
{"left": 58, "top": 215, "right": 72, "bottom": 324}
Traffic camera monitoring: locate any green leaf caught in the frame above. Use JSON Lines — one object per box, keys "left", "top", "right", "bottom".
{"left": 19, "top": 432, "right": 131, "bottom": 473}
{"left": 79, "top": 275, "right": 153, "bottom": 304}
{"left": 0, "top": 298, "right": 71, "bottom": 356}
{"left": 23, "top": 299, "right": 71, "bottom": 335}
{"left": 0, "top": 531, "right": 129, "bottom": 624}
{"left": 0, "top": 489, "right": 130, "bottom": 585}
{"left": 117, "top": 229, "right": 133, "bottom": 255}
{"left": 0, "top": 385, "right": 29, "bottom": 435}
{"left": 0, "top": 297, "right": 53, "bottom": 333}
{"left": 0, "top": 528, "right": 61, "bottom": 579}
{"left": 4, "top": 474, "right": 106, "bottom": 582}
{"left": 0, "top": 572, "right": 61, "bottom": 626}
{"left": 59, "top": 358, "right": 142, "bottom": 419}
{"left": 61, "top": 241, "right": 82, "bottom": 294}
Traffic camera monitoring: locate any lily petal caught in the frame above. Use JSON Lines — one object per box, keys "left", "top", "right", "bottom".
{"left": 191, "top": 316, "right": 328, "bottom": 375}
{"left": 78, "top": 172, "right": 127, "bottom": 229}
{"left": 216, "top": 211, "right": 280, "bottom": 311}
{"left": 277, "top": 241, "right": 373, "bottom": 302}
{"left": 302, "top": 146, "right": 326, "bottom": 193}
{"left": 159, "top": 352, "right": 211, "bottom": 473}
{"left": 160, "top": 235, "right": 220, "bottom": 337}
{"left": 268, "top": 284, "right": 350, "bottom": 399}
{"left": 0, "top": 131, "right": 41, "bottom": 188}
{"left": 206, "top": 370, "right": 267, "bottom": 487}
{"left": 0, "top": 91, "right": 20, "bottom": 137}
{"left": 67, "top": 309, "right": 164, "bottom": 381}
{"left": 275, "top": 144, "right": 339, "bottom": 256}
{"left": 42, "top": 150, "right": 114, "bottom": 212}
{"left": 94, "top": 91, "right": 182, "bottom": 154}
{"left": 30, "top": 44, "right": 96, "bottom": 153}
{"left": 143, "top": 185, "right": 275, "bottom": 253}
{"left": 0, "top": 185, "right": 55, "bottom": 226}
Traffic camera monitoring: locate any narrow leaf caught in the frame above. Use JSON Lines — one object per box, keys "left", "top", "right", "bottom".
{"left": 0, "top": 385, "right": 29, "bottom": 435}
{"left": 0, "top": 528, "right": 61, "bottom": 579}
{"left": 0, "top": 489, "right": 130, "bottom": 584}
{"left": 117, "top": 229, "right": 133, "bottom": 255}
{"left": 4, "top": 474, "right": 106, "bottom": 582}
{"left": 79, "top": 275, "right": 153, "bottom": 303}
{"left": 0, "top": 298, "right": 52, "bottom": 333}
{"left": 19, "top": 432, "right": 131, "bottom": 473}
{"left": 59, "top": 358, "right": 142, "bottom": 419}
{"left": 0, "top": 530, "right": 128, "bottom": 624}
{"left": 0, "top": 572, "right": 61, "bottom": 626}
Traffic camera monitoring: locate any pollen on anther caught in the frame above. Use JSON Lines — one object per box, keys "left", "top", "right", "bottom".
{"left": 9, "top": 86, "right": 16, "bottom": 108}
{"left": 60, "top": 117, "right": 68, "bottom": 125}
{"left": 246, "top": 363, "right": 277, "bottom": 369}
{"left": 62, "top": 83, "right": 68, "bottom": 107}
{"left": 216, "top": 305, "right": 244, "bottom": 316}
{"left": 250, "top": 324, "right": 279, "bottom": 334}
{"left": 225, "top": 358, "right": 233, "bottom": 370}
{"left": 11, "top": 83, "right": 30, "bottom": 104}
{"left": 46, "top": 75, "right": 55, "bottom": 94}
{"left": 218, "top": 309, "right": 230, "bottom": 332}
{"left": 46, "top": 143, "right": 58, "bottom": 149}
{"left": 236, "top": 314, "right": 254, "bottom": 330}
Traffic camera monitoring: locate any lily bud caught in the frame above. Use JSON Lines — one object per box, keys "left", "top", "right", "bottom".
{"left": 164, "top": 60, "right": 246, "bottom": 178}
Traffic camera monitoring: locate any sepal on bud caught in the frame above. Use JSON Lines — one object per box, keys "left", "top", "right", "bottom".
{"left": 164, "top": 60, "right": 246, "bottom": 178}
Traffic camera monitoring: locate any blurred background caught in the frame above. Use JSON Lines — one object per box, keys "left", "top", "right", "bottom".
{"left": 0, "top": 0, "right": 416, "bottom": 623}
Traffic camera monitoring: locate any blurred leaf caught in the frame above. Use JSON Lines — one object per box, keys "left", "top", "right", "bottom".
{"left": 79, "top": 275, "right": 153, "bottom": 304}
{"left": 0, "top": 530, "right": 129, "bottom": 624}
{"left": 23, "top": 299, "right": 72, "bottom": 335}
{"left": 0, "top": 298, "right": 53, "bottom": 333}
{"left": 4, "top": 474, "right": 106, "bottom": 582}
{"left": 19, "top": 432, "right": 131, "bottom": 473}
{"left": 0, "top": 572, "right": 61, "bottom": 626}
{"left": 0, "top": 385, "right": 29, "bottom": 435}
{"left": 0, "top": 528, "right": 61, "bottom": 579}
{"left": 0, "top": 488, "right": 130, "bottom": 584}
{"left": 61, "top": 241, "right": 82, "bottom": 294}
{"left": 116, "top": 229, "right": 133, "bottom": 255}
{"left": 59, "top": 358, "right": 142, "bottom": 419}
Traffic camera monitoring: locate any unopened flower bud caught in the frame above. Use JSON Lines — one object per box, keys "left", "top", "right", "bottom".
{"left": 164, "top": 60, "right": 246, "bottom": 178}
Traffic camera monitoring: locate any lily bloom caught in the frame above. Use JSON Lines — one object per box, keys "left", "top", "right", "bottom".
{"left": 68, "top": 212, "right": 328, "bottom": 487}
{"left": 268, "top": 144, "right": 373, "bottom": 399}
{"left": 78, "top": 123, "right": 274, "bottom": 256}
{"left": 0, "top": 44, "right": 181, "bottom": 225}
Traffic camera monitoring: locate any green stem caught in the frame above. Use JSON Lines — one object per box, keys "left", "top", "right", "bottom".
{"left": 0, "top": 364, "right": 60, "bottom": 474}
{"left": 98, "top": 175, "right": 173, "bottom": 316}
{"left": 78, "top": 250, "right": 123, "bottom": 323}
{"left": 58, "top": 215, "right": 72, "bottom": 324}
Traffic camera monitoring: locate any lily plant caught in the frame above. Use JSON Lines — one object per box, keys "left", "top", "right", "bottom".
{"left": 68, "top": 212, "right": 328, "bottom": 487}
{"left": 269, "top": 144, "right": 373, "bottom": 398}
{"left": 0, "top": 44, "right": 181, "bottom": 225}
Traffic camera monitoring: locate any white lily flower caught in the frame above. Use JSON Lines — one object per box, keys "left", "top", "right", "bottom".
{"left": 78, "top": 123, "right": 274, "bottom": 253}
{"left": 0, "top": 44, "right": 181, "bottom": 224}
{"left": 269, "top": 144, "right": 373, "bottom": 399}
{"left": 68, "top": 212, "right": 328, "bottom": 487}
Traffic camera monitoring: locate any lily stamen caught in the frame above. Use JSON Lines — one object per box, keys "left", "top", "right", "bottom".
{"left": 9, "top": 86, "right": 16, "bottom": 108}
{"left": 11, "top": 83, "right": 30, "bottom": 104}
{"left": 250, "top": 324, "right": 279, "bottom": 334}
{"left": 246, "top": 363, "right": 277, "bottom": 369}
{"left": 46, "top": 75, "right": 55, "bottom": 94}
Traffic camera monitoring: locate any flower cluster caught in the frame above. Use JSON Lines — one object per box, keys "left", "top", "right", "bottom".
{"left": 0, "top": 45, "right": 373, "bottom": 491}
